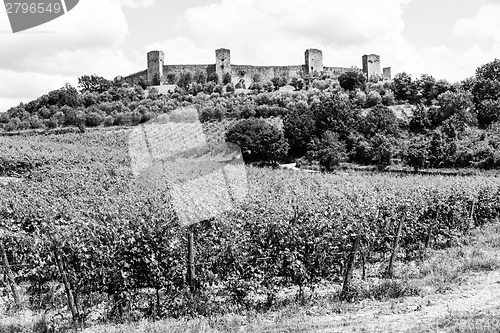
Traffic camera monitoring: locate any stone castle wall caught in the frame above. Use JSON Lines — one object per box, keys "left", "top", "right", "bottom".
{"left": 123, "top": 49, "right": 391, "bottom": 87}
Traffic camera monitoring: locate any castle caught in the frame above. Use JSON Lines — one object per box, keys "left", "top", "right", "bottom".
{"left": 123, "top": 49, "right": 391, "bottom": 87}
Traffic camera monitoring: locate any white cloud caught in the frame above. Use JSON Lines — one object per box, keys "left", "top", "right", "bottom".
{"left": 453, "top": 3, "right": 500, "bottom": 42}
{"left": 0, "top": 0, "right": 141, "bottom": 110}
{"left": 146, "top": 0, "right": 421, "bottom": 77}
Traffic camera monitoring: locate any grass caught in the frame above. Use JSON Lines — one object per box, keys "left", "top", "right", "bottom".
{"left": 412, "top": 307, "right": 500, "bottom": 333}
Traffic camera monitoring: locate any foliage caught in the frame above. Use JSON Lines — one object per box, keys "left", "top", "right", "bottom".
{"left": 78, "top": 75, "right": 112, "bottom": 94}
{"left": 392, "top": 72, "right": 417, "bottom": 102}
{"left": 306, "top": 131, "right": 346, "bottom": 171}
{"left": 404, "top": 136, "right": 429, "bottom": 171}
{"left": 0, "top": 131, "right": 500, "bottom": 323}
{"left": 338, "top": 69, "right": 366, "bottom": 91}
{"left": 226, "top": 118, "right": 289, "bottom": 164}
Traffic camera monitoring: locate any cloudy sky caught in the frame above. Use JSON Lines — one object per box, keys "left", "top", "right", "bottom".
{"left": 0, "top": 0, "right": 498, "bottom": 112}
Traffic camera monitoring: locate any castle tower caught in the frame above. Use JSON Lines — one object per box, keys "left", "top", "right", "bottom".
{"left": 305, "top": 49, "right": 323, "bottom": 74}
{"left": 383, "top": 67, "right": 392, "bottom": 80}
{"left": 362, "top": 54, "right": 381, "bottom": 80}
{"left": 215, "top": 48, "right": 231, "bottom": 83}
{"left": 147, "top": 50, "right": 165, "bottom": 85}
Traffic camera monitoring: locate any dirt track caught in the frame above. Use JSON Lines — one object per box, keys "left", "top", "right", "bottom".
{"left": 255, "top": 269, "right": 500, "bottom": 333}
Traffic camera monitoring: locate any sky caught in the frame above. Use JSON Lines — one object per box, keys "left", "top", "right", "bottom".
{"left": 0, "top": 0, "right": 499, "bottom": 112}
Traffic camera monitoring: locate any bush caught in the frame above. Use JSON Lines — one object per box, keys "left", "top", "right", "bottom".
{"left": 200, "top": 107, "right": 225, "bottom": 122}
{"left": 366, "top": 90, "right": 382, "bottom": 107}
{"left": 307, "top": 131, "right": 346, "bottom": 171}
{"left": 104, "top": 115, "right": 114, "bottom": 127}
{"left": 477, "top": 99, "right": 500, "bottom": 128}
{"left": 338, "top": 69, "right": 366, "bottom": 91}
{"left": 85, "top": 111, "right": 104, "bottom": 127}
{"left": 353, "top": 90, "right": 367, "bottom": 107}
{"left": 381, "top": 90, "right": 395, "bottom": 106}
{"left": 166, "top": 73, "right": 177, "bottom": 84}
{"left": 226, "top": 119, "right": 289, "bottom": 164}
{"left": 404, "top": 137, "right": 429, "bottom": 171}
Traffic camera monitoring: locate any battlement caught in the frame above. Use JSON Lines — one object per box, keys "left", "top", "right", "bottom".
{"left": 124, "top": 49, "right": 391, "bottom": 87}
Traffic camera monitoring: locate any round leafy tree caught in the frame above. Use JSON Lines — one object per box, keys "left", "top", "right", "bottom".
{"left": 226, "top": 119, "right": 289, "bottom": 164}
{"left": 338, "top": 69, "right": 366, "bottom": 91}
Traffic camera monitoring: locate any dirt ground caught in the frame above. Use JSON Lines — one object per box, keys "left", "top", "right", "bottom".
{"left": 254, "top": 270, "right": 500, "bottom": 332}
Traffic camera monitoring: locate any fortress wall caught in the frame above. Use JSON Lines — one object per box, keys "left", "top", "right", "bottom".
{"left": 124, "top": 70, "right": 148, "bottom": 85}
{"left": 323, "top": 67, "right": 350, "bottom": 78}
{"left": 162, "top": 64, "right": 216, "bottom": 83}
{"left": 231, "top": 65, "right": 304, "bottom": 87}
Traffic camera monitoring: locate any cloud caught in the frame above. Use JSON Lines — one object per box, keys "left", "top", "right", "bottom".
{"left": 146, "top": 0, "right": 419, "bottom": 76}
{"left": 453, "top": 3, "right": 500, "bottom": 42}
{"left": 0, "top": 0, "right": 142, "bottom": 111}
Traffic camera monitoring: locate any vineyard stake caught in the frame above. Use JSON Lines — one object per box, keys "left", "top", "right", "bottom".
{"left": 386, "top": 219, "right": 404, "bottom": 278}
{"left": 187, "top": 226, "right": 196, "bottom": 293}
{"left": 0, "top": 239, "right": 21, "bottom": 308}
{"left": 425, "top": 224, "right": 434, "bottom": 249}
{"left": 54, "top": 249, "right": 80, "bottom": 322}
{"left": 340, "top": 235, "right": 360, "bottom": 300}
{"left": 468, "top": 199, "right": 476, "bottom": 231}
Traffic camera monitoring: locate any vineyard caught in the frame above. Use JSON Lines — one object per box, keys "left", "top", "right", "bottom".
{"left": 0, "top": 129, "right": 500, "bottom": 325}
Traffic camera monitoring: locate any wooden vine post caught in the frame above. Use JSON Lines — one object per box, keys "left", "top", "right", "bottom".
{"left": 54, "top": 249, "right": 80, "bottom": 322}
{"left": 386, "top": 218, "right": 404, "bottom": 278}
{"left": 468, "top": 199, "right": 476, "bottom": 231}
{"left": 0, "top": 238, "right": 21, "bottom": 308}
{"left": 341, "top": 234, "right": 361, "bottom": 300}
{"left": 187, "top": 225, "right": 196, "bottom": 293}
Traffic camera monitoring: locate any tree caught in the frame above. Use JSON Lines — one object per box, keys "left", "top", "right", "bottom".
{"left": 312, "top": 95, "right": 360, "bottom": 142}
{"left": 477, "top": 99, "right": 500, "bottom": 128}
{"left": 409, "top": 105, "right": 432, "bottom": 133}
{"left": 427, "top": 130, "right": 457, "bottom": 168}
{"left": 338, "top": 69, "right": 366, "bottom": 91}
{"left": 371, "top": 134, "right": 393, "bottom": 170}
{"left": 284, "top": 106, "right": 316, "bottom": 158}
{"left": 361, "top": 105, "right": 399, "bottom": 137}
{"left": 78, "top": 75, "right": 112, "bottom": 94}
{"left": 435, "top": 90, "right": 475, "bottom": 126}
{"left": 307, "top": 131, "right": 346, "bottom": 172}
{"left": 207, "top": 72, "right": 219, "bottom": 84}
{"left": 415, "top": 74, "right": 438, "bottom": 105}
{"left": 471, "top": 59, "right": 500, "bottom": 104}
{"left": 226, "top": 119, "right": 289, "bottom": 164}
{"left": 177, "top": 72, "right": 193, "bottom": 89}
{"left": 223, "top": 72, "right": 232, "bottom": 85}
{"left": 392, "top": 72, "right": 417, "bottom": 102}
{"left": 404, "top": 136, "right": 429, "bottom": 172}
{"left": 366, "top": 90, "right": 382, "bottom": 107}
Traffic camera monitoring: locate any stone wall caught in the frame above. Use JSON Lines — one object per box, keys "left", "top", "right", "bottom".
{"left": 230, "top": 65, "right": 304, "bottom": 87}
{"left": 323, "top": 66, "right": 350, "bottom": 78}
{"left": 124, "top": 70, "right": 147, "bottom": 85}
{"left": 123, "top": 49, "right": 390, "bottom": 87}
{"left": 162, "top": 64, "right": 216, "bottom": 84}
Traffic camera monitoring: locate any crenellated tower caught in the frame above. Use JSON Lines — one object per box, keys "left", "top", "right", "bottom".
{"left": 215, "top": 48, "right": 231, "bottom": 83}
{"left": 147, "top": 50, "right": 165, "bottom": 85}
{"left": 362, "top": 54, "right": 381, "bottom": 80}
{"left": 305, "top": 49, "right": 323, "bottom": 74}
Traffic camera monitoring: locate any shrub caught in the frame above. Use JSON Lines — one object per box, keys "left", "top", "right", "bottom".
{"left": 307, "top": 131, "right": 347, "bottom": 171}
{"left": 103, "top": 115, "right": 114, "bottom": 127}
{"left": 85, "top": 111, "right": 104, "bottom": 127}
{"left": 366, "top": 90, "right": 382, "bottom": 107}
{"left": 338, "top": 69, "right": 366, "bottom": 91}
{"left": 226, "top": 119, "right": 289, "bottom": 164}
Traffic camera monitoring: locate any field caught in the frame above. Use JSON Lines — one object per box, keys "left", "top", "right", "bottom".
{"left": 0, "top": 128, "right": 500, "bottom": 331}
